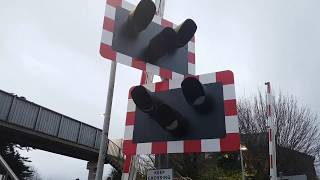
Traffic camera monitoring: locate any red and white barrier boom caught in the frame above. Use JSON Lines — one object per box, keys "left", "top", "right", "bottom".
{"left": 265, "top": 82, "right": 277, "bottom": 180}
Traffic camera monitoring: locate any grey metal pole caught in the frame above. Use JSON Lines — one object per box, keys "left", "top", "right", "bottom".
{"left": 0, "top": 154, "right": 19, "bottom": 180}
{"left": 95, "top": 61, "right": 117, "bottom": 180}
{"left": 155, "top": 0, "right": 165, "bottom": 17}
{"left": 240, "top": 149, "right": 245, "bottom": 180}
{"left": 153, "top": 0, "right": 169, "bottom": 171}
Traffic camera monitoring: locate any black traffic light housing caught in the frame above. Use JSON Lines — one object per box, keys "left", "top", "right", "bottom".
{"left": 131, "top": 76, "right": 227, "bottom": 143}
{"left": 110, "top": 0, "right": 197, "bottom": 76}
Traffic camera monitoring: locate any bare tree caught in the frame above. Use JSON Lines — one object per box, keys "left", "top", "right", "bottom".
{"left": 133, "top": 154, "right": 155, "bottom": 176}
{"left": 238, "top": 91, "right": 320, "bottom": 160}
{"left": 27, "top": 166, "right": 42, "bottom": 180}
{"left": 238, "top": 91, "right": 320, "bottom": 178}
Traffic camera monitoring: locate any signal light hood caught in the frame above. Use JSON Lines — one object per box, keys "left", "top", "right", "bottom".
{"left": 127, "top": 0, "right": 156, "bottom": 34}
{"left": 181, "top": 77, "right": 212, "bottom": 112}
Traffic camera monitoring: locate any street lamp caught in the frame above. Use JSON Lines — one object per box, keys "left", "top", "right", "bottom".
{"left": 240, "top": 145, "right": 248, "bottom": 180}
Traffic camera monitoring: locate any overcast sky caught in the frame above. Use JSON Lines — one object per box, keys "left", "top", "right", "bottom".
{"left": 1, "top": 0, "right": 320, "bottom": 179}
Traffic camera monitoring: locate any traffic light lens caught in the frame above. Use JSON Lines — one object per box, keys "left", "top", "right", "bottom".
{"left": 131, "top": 86, "right": 154, "bottom": 113}
{"left": 165, "top": 120, "right": 179, "bottom": 131}
{"left": 193, "top": 96, "right": 206, "bottom": 106}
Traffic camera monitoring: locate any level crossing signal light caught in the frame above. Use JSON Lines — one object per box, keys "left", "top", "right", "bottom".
{"left": 130, "top": 76, "right": 227, "bottom": 143}
{"left": 123, "top": 0, "right": 197, "bottom": 61}
{"left": 109, "top": 0, "right": 197, "bottom": 76}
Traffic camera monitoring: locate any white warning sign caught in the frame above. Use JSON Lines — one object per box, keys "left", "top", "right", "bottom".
{"left": 147, "top": 169, "right": 173, "bottom": 180}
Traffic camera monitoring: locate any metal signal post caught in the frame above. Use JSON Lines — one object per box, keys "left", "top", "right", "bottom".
{"left": 95, "top": 62, "right": 117, "bottom": 180}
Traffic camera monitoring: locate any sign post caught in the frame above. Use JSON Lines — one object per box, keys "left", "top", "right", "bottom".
{"left": 95, "top": 61, "right": 117, "bottom": 180}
